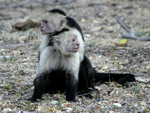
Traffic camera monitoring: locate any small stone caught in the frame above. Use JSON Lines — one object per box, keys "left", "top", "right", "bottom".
{"left": 140, "top": 101, "right": 147, "bottom": 106}
{"left": 109, "top": 111, "right": 115, "bottom": 113}
{"left": 51, "top": 101, "right": 58, "bottom": 105}
{"left": 2, "top": 108, "right": 12, "bottom": 112}
{"left": 101, "top": 106, "right": 104, "bottom": 109}
{"left": 113, "top": 103, "right": 122, "bottom": 107}
{"left": 63, "top": 107, "right": 72, "bottom": 112}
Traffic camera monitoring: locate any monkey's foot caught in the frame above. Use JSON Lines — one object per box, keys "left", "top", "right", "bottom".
{"left": 26, "top": 97, "right": 44, "bottom": 103}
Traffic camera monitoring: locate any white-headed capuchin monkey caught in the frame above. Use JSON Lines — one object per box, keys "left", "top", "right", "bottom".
{"left": 28, "top": 9, "right": 135, "bottom": 102}
{"left": 54, "top": 31, "right": 80, "bottom": 54}
{"left": 36, "top": 30, "right": 82, "bottom": 102}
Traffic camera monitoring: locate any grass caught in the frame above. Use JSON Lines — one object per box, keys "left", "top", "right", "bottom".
{"left": 10, "top": 56, "right": 18, "bottom": 61}
{"left": 33, "top": 43, "right": 40, "bottom": 50}
{"left": 130, "top": 86, "right": 140, "bottom": 94}
{"left": 4, "top": 85, "right": 12, "bottom": 90}
{"left": 88, "top": 41, "right": 96, "bottom": 47}
{"left": 134, "top": 31, "right": 143, "bottom": 37}
{"left": 2, "top": 56, "right": 8, "bottom": 62}
{"left": 28, "top": 30, "right": 39, "bottom": 40}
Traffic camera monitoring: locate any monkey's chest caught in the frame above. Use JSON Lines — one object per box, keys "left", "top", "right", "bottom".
{"left": 40, "top": 47, "right": 79, "bottom": 73}
{"left": 48, "top": 50, "right": 73, "bottom": 70}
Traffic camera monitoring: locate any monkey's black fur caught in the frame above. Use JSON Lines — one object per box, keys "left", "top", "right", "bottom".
{"left": 48, "top": 9, "right": 66, "bottom": 16}
{"left": 66, "top": 17, "right": 84, "bottom": 40}
{"left": 48, "top": 9, "right": 83, "bottom": 40}
{"left": 53, "top": 28, "right": 69, "bottom": 36}
{"left": 48, "top": 28, "right": 69, "bottom": 46}
{"left": 29, "top": 9, "right": 135, "bottom": 102}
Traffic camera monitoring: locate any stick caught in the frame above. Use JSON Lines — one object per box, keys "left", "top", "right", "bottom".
{"left": 123, "top": 33, "right": 150, "bottom": 41}
{"left": 0, "top": 0, "right": 75, "bottom": 9}
{"left": 0, "top": 0, "right": 35, "bottom": 9}
{"left": 116, "top": 16, "right": 150, "bottom": 41}
{"left": 116, "top": 16, "right": 131, "bottom": 33}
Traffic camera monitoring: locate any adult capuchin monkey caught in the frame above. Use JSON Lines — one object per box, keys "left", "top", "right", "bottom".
{"left": 28, "top": 9, "right": 135, "bottom": 102}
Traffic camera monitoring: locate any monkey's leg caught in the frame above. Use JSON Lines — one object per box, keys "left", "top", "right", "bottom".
{"left": 78, "top": 64, "right": 88, "bottom": 90}
{"left": 82, "top": 55, "right": 95, "bottom": 88}
{"left": 65, "top": 72, "right": 78, "bottom": 102}
{"left": 29, "top": 73, "right": 48, "bottom": 102}
{"left": 77, "top": 64, "right": 94, "bottom": 98}
{"left": 44, "top": 70, "right": 66, "bottom": 94}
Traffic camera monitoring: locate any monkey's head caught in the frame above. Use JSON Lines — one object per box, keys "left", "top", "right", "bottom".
{"left": 53, "top": 32, "right": 80, "bottom": 55}
{"left": 40, "top": 9, "right": 67, "bottom": 35}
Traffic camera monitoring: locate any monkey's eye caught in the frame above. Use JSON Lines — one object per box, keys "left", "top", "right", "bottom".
{"left": 42, "top": 20, "right": 48, "bottom": 24}
{"left": 44, "top": 20, "right": 48, "bottom": 23}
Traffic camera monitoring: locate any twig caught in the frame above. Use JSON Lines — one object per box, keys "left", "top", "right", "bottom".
{"left": 0, "top": 42, "right": 35, "bottom": 49}
{"left": 0, "top": 0, "right": 75, "bottom": 9}
{"left": 116, "top": 16, "right": 131, "bottom": 33}
{"left": 116, "top": 16, "right": 150, "bottom": 41}
{"left": 0, "top": 16, "right": 24, "bottom": 21}
{"left": 0, "top": 0, "right": 35, "bottom": 9}
{"left": 58, "top": 0, "right": 74, "bottom": 4}
{"left": 36, "top": 0, "right": 74, "bottom": 5}
{"left": 93, "top": 97, "right": 102, "bottom": 102}
{"left": 77, "top": 92, "right": 92, "bottom": 97}
{"left": 123, "top": 33, "right": 150, "bottom": 41}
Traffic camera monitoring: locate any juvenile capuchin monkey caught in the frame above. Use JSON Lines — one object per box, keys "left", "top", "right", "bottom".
{"left": 37, "top": 30, "right": 82, "bottom": 102}
{"left": 29, "top": 9, "right": 135, "bottom": 102}
{"left": 53, "top": 32, "right": 80, "bottom": 54}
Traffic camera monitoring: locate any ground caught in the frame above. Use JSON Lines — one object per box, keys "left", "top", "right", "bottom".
{"left": 0, "top": 0, "right": 150, "bottom": 112}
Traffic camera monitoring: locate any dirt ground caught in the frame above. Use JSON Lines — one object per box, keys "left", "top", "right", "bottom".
{"left": 0, "top": 0, "right": 150, "bottom": 112}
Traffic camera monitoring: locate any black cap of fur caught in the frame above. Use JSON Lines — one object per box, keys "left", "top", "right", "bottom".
{"left": 66, "top": 17, "right": 84, "bottom": 41}
{"left": 48, "top": 9, "right": 66, "bottom": 16}
{"left": 52, "top": 28, "right": 69, "bottom": 36}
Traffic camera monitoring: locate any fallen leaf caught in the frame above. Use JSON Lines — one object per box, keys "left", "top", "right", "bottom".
{"left": 117, "top": 39, "right": 128, "bottom": 44}
{"left": 116, "top": 39, "right": 128, "bottom": 47}
{"left": 95, "top": 105, "right": 100, "bottom": 110}
{"left": 109, "top": 53, "right": 113, "bottom": 55}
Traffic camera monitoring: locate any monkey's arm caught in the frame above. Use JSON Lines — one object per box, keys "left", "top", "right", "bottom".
{"left": 28, "top": 73, "right": 48, "bottom": 102}
{"left": 65, "top": 72, "right": 78, "bottom": 102}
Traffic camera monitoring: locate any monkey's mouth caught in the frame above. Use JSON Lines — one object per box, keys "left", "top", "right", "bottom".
{"left": 72, "top": 47, "right": 79, "bottom": 52}
{"left": 41, "top": 30, "right": 48, "bottom": 34}
{"left": 40, "top": 30, "right": 45, "bottom": 34}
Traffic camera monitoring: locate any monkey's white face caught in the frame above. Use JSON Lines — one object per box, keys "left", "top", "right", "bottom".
{"left": 53, "top": 32, "right": 80, "bottom": 56}
{"left": 40, "top": 15, "right": 56, "bottom": 34}
{"left": 40, "top": 13, "right": 66, "bottom": 35}
{"left": 40, "top": 19, "right": 56, "bottom": 34}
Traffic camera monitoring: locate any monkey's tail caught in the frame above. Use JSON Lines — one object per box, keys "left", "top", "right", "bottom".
{"left": 94, "top": 73, "right": 135, "bottom": 85}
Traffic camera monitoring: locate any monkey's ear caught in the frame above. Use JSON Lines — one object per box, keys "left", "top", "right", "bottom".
{"left": 61, "top": 16, "right": 66, "bottom": 22}
{"left": 53, "top": 36, "right": 60, "bottom": 42}
{"left": 61, "top": 16, "right": 67, "bottom": 27}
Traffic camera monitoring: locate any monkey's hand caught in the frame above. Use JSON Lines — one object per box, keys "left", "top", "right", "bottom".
{"left": 67, "top": 99, "right": 78, "bottom": 102}
{"left": 26, "top": 97, "right": 43, "bottom": 103}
